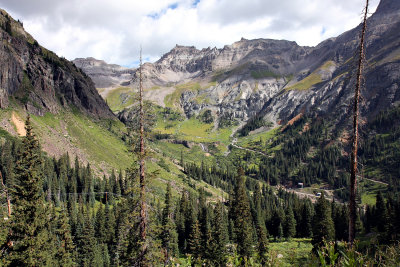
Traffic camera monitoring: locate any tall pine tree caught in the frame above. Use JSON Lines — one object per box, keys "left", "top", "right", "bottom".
{"left": 284, "top": 206, "right": 296, "bottom": 239}
{"left": 188, "top": 219, "right": 202, "bottom": 264}
{"left": 231, "top": 168, "right": 254, "bottom": 262}
{"left": 5, "top": 116, "right": 55, "bottom": 266}
{"left": 209, "top": 201, "right": 228, "bottom": 266}
{"left": 55, "top": 207, "right": 76, "bottom": 266}
{"left": 160, "top": 183, "right": 178, "bottom": 264}
{"left": 312, "top": 193, "right": 335, "bottom": 251}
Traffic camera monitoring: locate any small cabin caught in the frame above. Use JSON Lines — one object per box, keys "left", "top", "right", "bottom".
{"left": 298, "top": 182, "right": 304, "bottom": 188}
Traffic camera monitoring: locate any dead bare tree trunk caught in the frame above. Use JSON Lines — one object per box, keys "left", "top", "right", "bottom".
{"left": 1, "top": 171, "right": 13, "bottom": 248}
{"left": 138, "top": 48, "right": 148, "bottom": 265}
{"left": 0, "top": 172, "right": 11, "bottom": 217}
{"left": 349, "top": 0, "right": 369, "bottom": 247}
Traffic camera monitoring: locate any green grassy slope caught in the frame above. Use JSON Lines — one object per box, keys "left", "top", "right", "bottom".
{"left": 285, "top": 61, "right": 335, "bottom": 91}
{"left": 0, "top": 104, "right": 228, "bottom": 201}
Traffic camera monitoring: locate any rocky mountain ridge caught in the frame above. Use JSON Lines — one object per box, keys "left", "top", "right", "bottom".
{"left": 76, "top": 0, "right": 400, "bottom": 128}
{"left": 0, "top": 9, "right": 114, "bottom": 119}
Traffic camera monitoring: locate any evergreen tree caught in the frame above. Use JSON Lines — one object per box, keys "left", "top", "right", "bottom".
{"left": 209, "top": 201, "right": 228, "bottom": 266}
{"left": 1, "top": 140, "right": 15, "bottom": 188}
{"left": 102, "top": 244, "right": 111, "bottom": 267}
{"left": 175, "top": 191, "right": 188, "bottom": 252}
{"left": 198, "top": 188, "right": 211, "bottom": 259}
{"left": 85, "top": 164, "right": 95, "bottom": 206}
{"left": 375, "top": 191, "right": 390, "bottom": 243}
{"left": 332, "top": 203, "right": 345, "bottom": 241}
{"left": 278, "top": 222, "right": 284, "bottom": 240}
{"left": 284, "top": 206, "right": 296, "bottom": 239}
{"left": 55, "top": 207, "right": 76, "bottom": 266}
{"left": 365, "top": 205, "right": 372, "bottom": 233}
{"left": 355, "top": 208, "right": 363, "bottom": 237}
{"left": 0, "top": 171, "right": 10, "bottom": 259}
{"left": 67, "top": 195, "right": 78, "bottom": 237}
{"left": 104, "top": 201, "right": 116, "bottom": 245}
{"left": 118, "top": 169, "right": 125, "bottom": 196}
{"left": 104, "top": 176, "right": 113, "bottom": 204}
{"left": 115, "top": 197, "right": 138, "bottom": 266}
{"left": 5, "top": 116, "right": 55, "bottom": 266}
{"left": 77, "top": 206, "right": 97, "bottom": 266}
{"left": 253, "top": 183, "right": 266, "bottom": 230}
{"left": 185, "top": 192, "right": 196, "bottom": 253}
{"left": 113, "top": 170, "right": 121, "bottom": 197}
{"left": 93, "top": 244, "right": 104, "bottom": 267}
{"left": 270, "top": 208, "right": 285, "bottom": 239}
{"left": 95, "top": 203, "right": 106, "bottom": 244}
{"left": 312, "top": 193, "right": 335, "bottom": 251}
{"left": 257, "top": 225, "right": 269, "bottom": 265}
{"left": 253, "top": 184, "right": 269, "bottom": 264}
{"left": 160, "top": 183, "right": 178, "bottom": 264}
{"left": 188, "top": 219, "right": 202, "bottom": 264}
{"left": 375, "top": 191, "right": 388, "bottom": 233}
{"left": 299, "top": 201, "right": 313, "bottom": 237}
{"left": 0, "top": 215, "right": 8, "bottom": 254}
{"left": 231, "top": 168, "right": 253, "bottom": 261}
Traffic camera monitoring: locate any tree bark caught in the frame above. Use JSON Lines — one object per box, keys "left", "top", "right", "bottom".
{"left": 138, "top": 48, "right": 148, "bottom": 265}
{"left": 349, "top": 0, "right": 369, "bottom": 247}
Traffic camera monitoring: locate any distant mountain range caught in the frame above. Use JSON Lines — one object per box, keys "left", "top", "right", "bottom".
{"left": 74, "top": 0, "right": 400, "bottom": 128}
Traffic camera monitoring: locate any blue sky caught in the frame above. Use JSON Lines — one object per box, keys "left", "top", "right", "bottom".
{"left": 0, "top": 0, "right": 379, "bottom": 67}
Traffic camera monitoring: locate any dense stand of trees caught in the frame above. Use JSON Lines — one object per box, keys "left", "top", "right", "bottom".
{"left": 359, "top": 106, "right": 400, "bottom": 192}
{"left": 225, "top": 110, "right": 400, "bottom": 203}
{"left": 0, "top": 108, "right": 400, "bottom": 265}
{"left": 243, "top": 116, "right": 350, "bottom": 189}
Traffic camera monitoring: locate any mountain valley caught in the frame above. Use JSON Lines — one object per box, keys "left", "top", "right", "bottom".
{"left": 0, "top": 0, "right": 400, "bottom": 265}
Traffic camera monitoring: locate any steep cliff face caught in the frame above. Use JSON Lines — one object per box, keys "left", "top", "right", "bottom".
{"left": 0, "top": 9, "right": 114, "bottom": 118}
{"left": 76, "top": 0, "right": 400, "bottom": 127}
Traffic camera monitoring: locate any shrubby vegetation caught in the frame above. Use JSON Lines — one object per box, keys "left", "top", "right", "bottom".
{"left": 219, "top": 112, "right": 238, "bottom": 128}
{"left": 239, "top": 115, "right": 273, "bottom": 136}
{"left": 198, "top": 109, "right": 213, "bottom": 124}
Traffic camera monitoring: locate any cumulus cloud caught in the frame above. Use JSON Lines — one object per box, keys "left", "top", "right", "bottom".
{"left": 0, "top": 0, "right": 379, "bottom": 66}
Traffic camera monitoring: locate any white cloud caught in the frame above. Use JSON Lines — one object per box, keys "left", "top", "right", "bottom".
{"left": 0, "top": 0, "right": 380, "bottom": 66}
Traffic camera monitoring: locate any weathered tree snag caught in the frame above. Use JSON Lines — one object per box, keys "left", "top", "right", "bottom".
{"left": 138, "top": 48, "right": 148, "bottom": 265}
{"left": 349, "top": 0, "right": 369, "bottom": 247}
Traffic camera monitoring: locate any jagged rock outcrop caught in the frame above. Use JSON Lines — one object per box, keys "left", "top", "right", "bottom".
{"left": 77, "top": 0, "right": 400, "bottom": 126}
{"left": 0, "top": 9, "right": 114, "bottom": 118}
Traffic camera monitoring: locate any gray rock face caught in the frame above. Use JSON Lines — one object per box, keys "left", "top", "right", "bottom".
{"left": 73, "top": 57, "right": 134, "bottom": 88}
{"left": 181, "top": 77, "right": 287, "bottom": 121}
{"left": 0, "top": 9, "right": 114, "bottom": 118}
{"left": 212, "top": 38, "right": 310, "bottom": 74}
{"left": 157, "top": 45, "right": 217, "bottom": 73}
{"left": 77, "top": 0, "right": 400, "bottom": 126}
